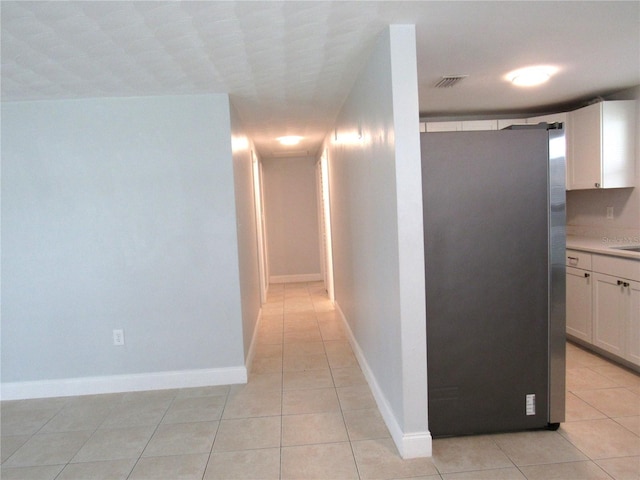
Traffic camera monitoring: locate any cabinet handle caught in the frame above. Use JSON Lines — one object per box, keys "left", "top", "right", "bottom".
{"left": 568, "top": 256, "right": 579, "bottom": 265}
{"left": 617, "top": 280, "right": 630, "bottom": 287}
{"left": 617, "top": 280, "right": 623, "bottom": 286}
{"left": 584, "top": 273, "right": 590, "bottom": 278}
{"left": 595, "top": 182, "right": 601, "bottom": 188}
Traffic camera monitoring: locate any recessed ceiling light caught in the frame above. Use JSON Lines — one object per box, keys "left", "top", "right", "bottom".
{"left": 277, "top": 135, "right": 303, "bottom": 146}
{"left": 506, "top": 66, "right": 558, "bottom": 87}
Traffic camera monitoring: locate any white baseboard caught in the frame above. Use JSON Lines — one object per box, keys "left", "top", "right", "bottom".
{"left": 0, "top": 366, "right": 247, "bottom": 401}
{"left": 334, "top": 302, "right": 432, "bottom": 458}
{"left": 245, "top": 308, "right": 263, "bottom": 372}
{"left": 269, "top": 273, "right": 322, "bottom": 284}
{"left": 399, "top": 431, "right": 433, "bottom": 459}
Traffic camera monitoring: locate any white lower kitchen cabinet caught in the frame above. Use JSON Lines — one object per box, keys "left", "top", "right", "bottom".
{"left": 566, "top": 249, "right": 640, "bottom": 369}
{"left": 626, "top": 280, "right": 640, "bottom": 365}
{"left": 592, "top": 272, "right": 626, "bottom": 358}
{"left": 566, "top": 266, "right": 592, "bottom": 342}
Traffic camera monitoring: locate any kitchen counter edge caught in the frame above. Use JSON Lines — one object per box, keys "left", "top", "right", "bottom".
{"left": 566, "top": 235, "right": 640, "bottom": 260}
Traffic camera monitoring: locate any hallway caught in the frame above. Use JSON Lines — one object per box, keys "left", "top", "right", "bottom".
{"left": 243, "top": 281, "right": 436, "bottom": 478}
{"left": 1, "top": 282, "right": 639, "bottom": 479}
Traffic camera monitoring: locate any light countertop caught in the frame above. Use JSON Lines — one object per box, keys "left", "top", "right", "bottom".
{"left": 567, "top": 235, "right": 640, "bottom": 260}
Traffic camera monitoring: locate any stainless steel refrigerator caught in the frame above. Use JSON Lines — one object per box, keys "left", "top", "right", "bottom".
{"left": 421, "top": 124, "right": 566, "bottom": 437}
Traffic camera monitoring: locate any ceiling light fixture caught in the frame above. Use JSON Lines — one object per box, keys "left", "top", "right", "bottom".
{"left": 506, "top": 66, "right": 558, "bottom": 87}
{"left": 277, "top": 135, "right": 303, "bottom": 146}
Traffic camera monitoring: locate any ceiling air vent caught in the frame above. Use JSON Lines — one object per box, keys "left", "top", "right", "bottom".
{"left": 434, "top": 75, "right": 468, "bottom": 88}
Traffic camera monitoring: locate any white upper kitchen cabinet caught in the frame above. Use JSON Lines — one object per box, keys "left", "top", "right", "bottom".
{"left": 424, "top": 120, "right": 499, "bottom": 132}
{"left": 425, "top": 121, "right": 461, "bottom": 132}
{"left": 566, "top": 100, "right": 636, "bottom": 190}
{"left": 497, "top": 119, "right": 528, "bottom": 129}
{"left": 460, "top": 120, "right": 498, "bottom": 131}
{"left": 527, "top": 112, "right": 568, "bottom": 125}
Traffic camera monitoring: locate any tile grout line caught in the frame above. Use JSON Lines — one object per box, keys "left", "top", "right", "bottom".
{"left": 199, "top": 385, "right": 231, "bottom": 479}
{"left": 123, "top": 392, "right": 175, "bottom": 479}
{"left": 279, "top": 288, "right": 285, "bottom": 480}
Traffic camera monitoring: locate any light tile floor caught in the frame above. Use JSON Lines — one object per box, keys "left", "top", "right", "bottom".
{"left": 1, "top": 281, "right": 639, "bottom": 479}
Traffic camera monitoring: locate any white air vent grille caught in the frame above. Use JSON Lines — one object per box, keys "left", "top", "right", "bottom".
{"left": 434, "top": 75, "right": 468, "bottom": 88}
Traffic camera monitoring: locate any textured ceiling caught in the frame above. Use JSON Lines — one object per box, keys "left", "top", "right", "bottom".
{"left": 2, "top": 1, "right": 639, "bottom": 157}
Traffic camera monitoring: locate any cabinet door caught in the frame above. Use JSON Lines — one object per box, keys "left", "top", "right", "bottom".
{"left": 592, "top": 272, "right": 626, "bottom": 357}
{"left": 567, "top": 103, "right": 602, "bottom": 190}
{"left": 626, "top": 280, "right": 640, "bottom": 366}
{"left": 601, "top": 101, "right": 636, "bottom": 188}
{"left": 566, "top": 266, "right": 592, "bottom": 342}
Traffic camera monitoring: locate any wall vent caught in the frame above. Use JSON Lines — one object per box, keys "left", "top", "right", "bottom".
{"left": 434, "top": 75, "right": 468, "bottom": 88}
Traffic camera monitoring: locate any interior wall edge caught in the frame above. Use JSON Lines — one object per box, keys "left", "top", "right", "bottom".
{"left": 388, "top": 23, "right": 429, "bottom": 437}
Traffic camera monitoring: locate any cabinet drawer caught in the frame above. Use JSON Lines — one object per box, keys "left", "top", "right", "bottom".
{"left": 566, "top": 250, "right": 592, "bottom": 270}
{"left": 592, "top": 254, "right": 640, "bottom": 282}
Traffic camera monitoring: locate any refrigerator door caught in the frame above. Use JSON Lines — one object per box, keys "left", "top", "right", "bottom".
{"left": 422, "top": 129, "right": 553, "bottom": 437}
{"left": 548, "top": 126, "right": 567, "bottom": 426}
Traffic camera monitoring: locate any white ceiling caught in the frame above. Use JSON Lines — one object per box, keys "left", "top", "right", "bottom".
{"left": 2, "top": 1, "right": 639, "bottom": 158}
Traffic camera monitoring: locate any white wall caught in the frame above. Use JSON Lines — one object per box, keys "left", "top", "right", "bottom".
{"left": 324, "top": 25, "right": 429, "bottom": 458}
{"left": 229, "top": 103, "right": 263, "bottom": 360}
{"left": 567, "top": 86, "right": 640, "bottom": 237}
{"left": 1, "top": 94, "right": 248, "bottom": 398}
{"left": 262, "top": 156, "right": 321, "bottom": 283}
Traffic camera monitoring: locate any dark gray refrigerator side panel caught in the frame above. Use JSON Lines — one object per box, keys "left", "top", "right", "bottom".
{"left": 422, "top": 130, "right": 551, "bottom": 437}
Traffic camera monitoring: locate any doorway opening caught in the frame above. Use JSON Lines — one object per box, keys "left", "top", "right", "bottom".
{"left": 317, "top": 149, "right": 335, "bottom": 301}
{"left": 254, "top": 151, "right": 335, "bottom": 302}
{"left": 252, "top": 150, "right": 269, "bottom": 303}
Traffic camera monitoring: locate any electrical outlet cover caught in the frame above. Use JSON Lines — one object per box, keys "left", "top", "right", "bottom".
{"left": 113, "top": 329, "right": 125, "bottom": 346}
